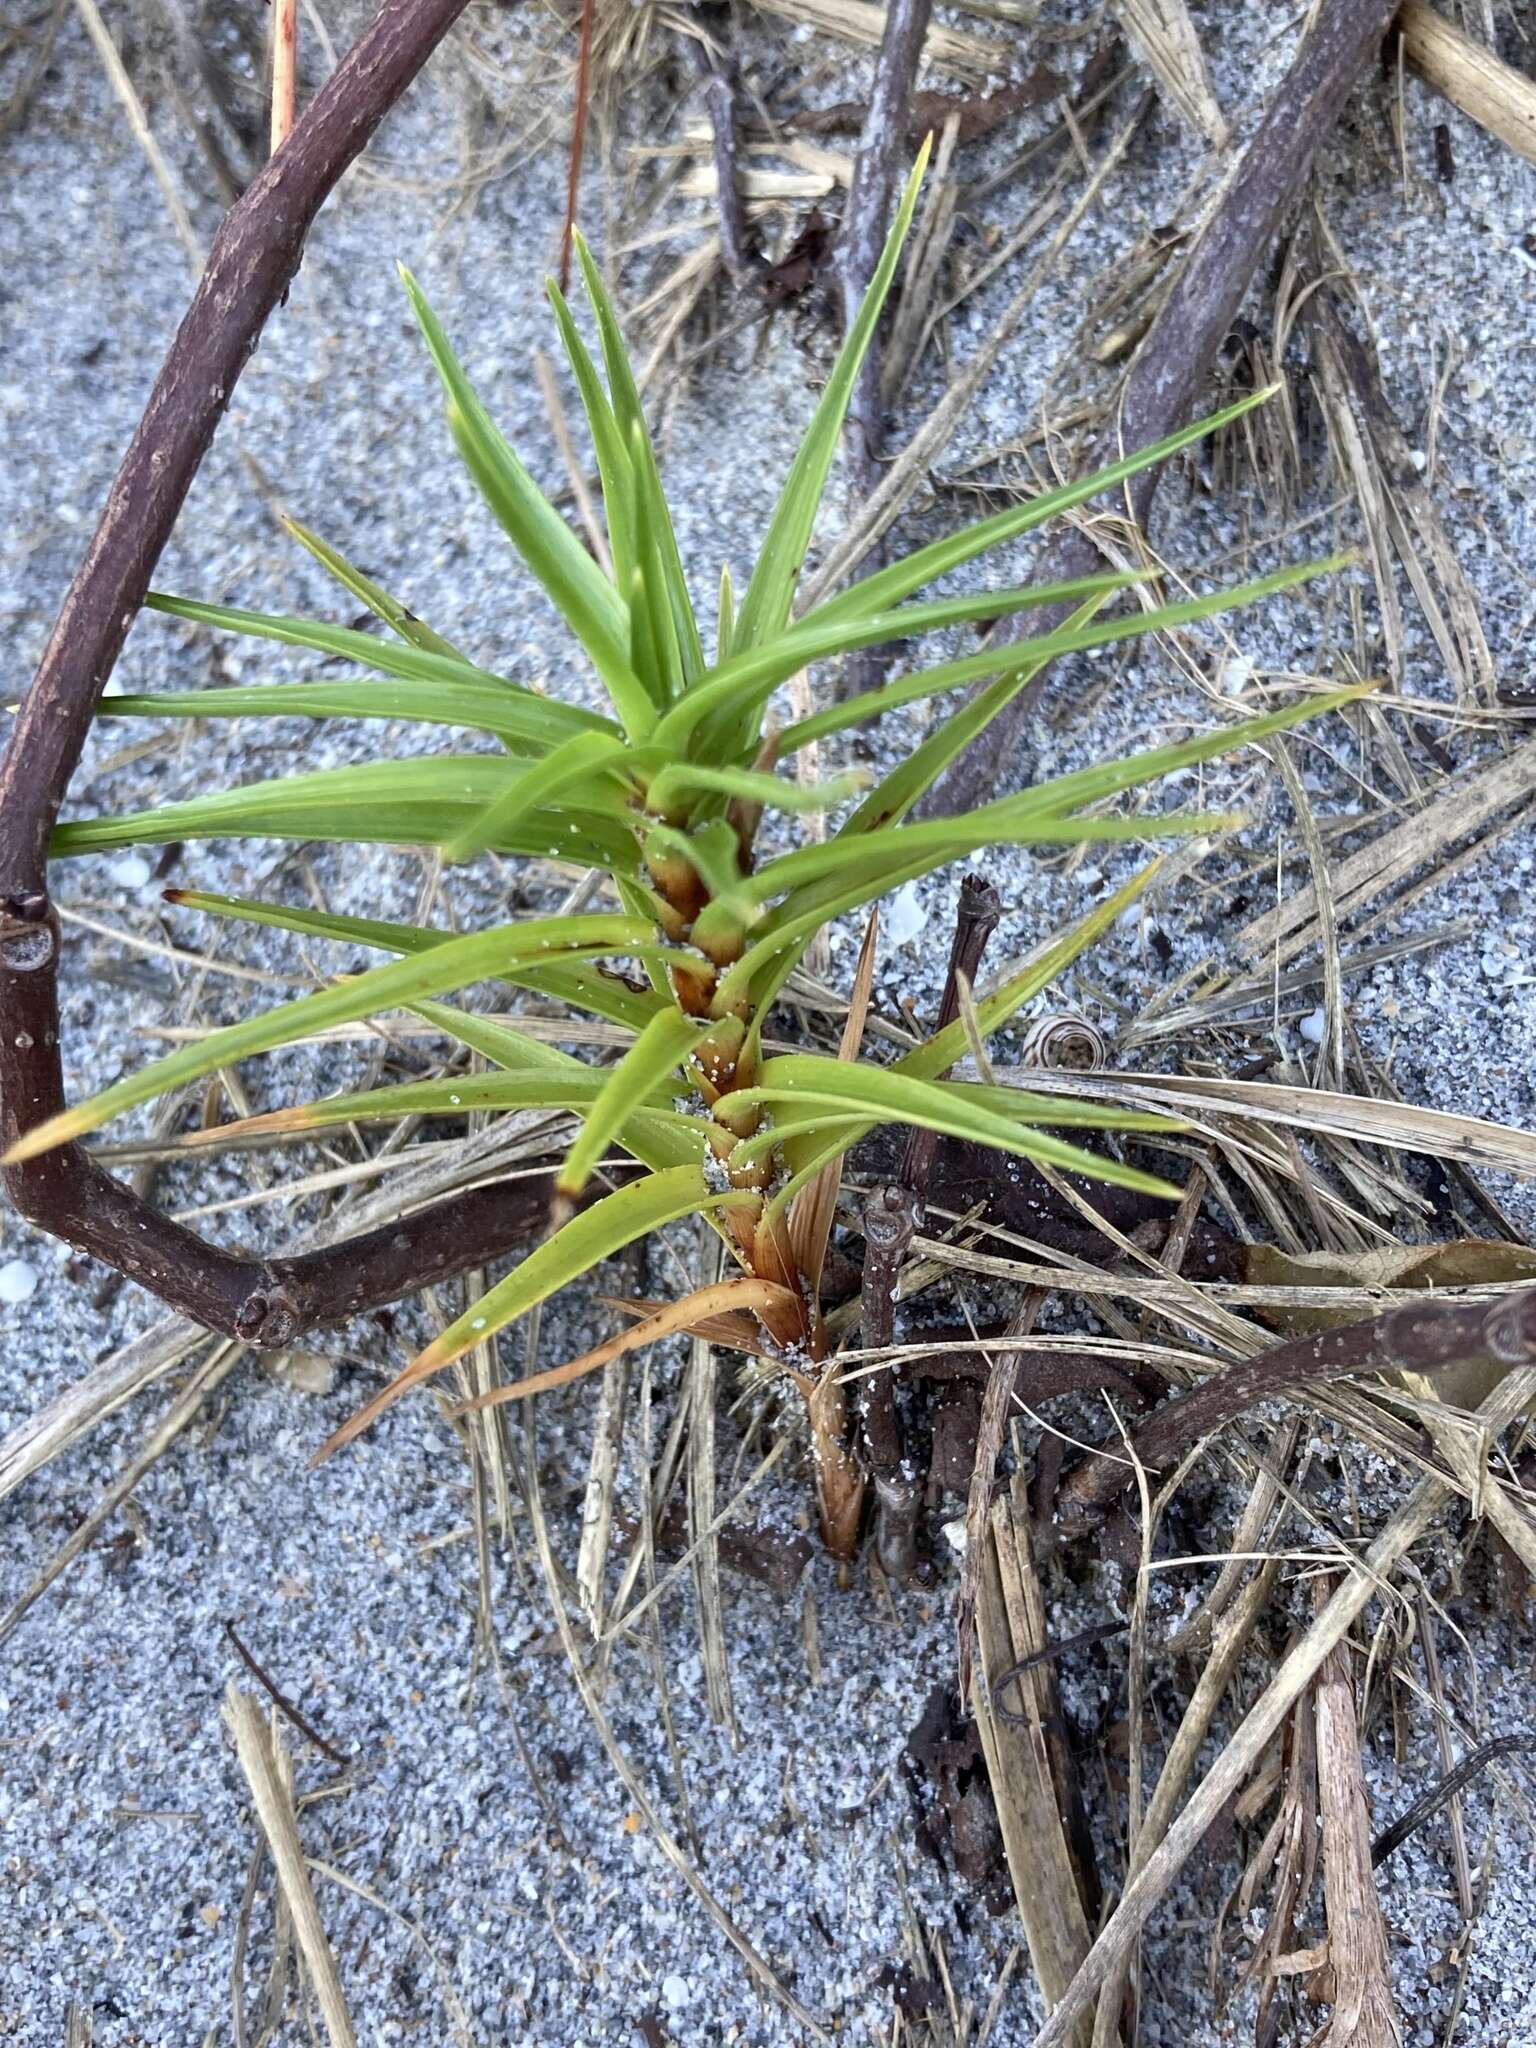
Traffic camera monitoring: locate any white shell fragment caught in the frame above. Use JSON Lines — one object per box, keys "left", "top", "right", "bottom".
{"left": 0, "top": 1259, "right": 40, "bottom": 1305}
{"left": 885, "top": 881, "right": 928, "bottom": 949}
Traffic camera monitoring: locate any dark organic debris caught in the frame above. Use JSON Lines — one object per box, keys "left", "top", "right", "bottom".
{"left": 902, "top": 1683, "right": 1012, "bottom": 1911}
{"left": 1371, "top": 1733, "right": 1536, "bottom": 1868}
{"left": 785, "top": 69, "right": 1062, "bottom": 146}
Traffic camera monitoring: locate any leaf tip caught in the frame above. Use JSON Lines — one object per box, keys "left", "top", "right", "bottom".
{"left": 2, "top": 1110, "right": 86, "bottom": 1166}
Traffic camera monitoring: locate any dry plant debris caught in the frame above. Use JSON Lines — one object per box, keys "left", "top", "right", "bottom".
{"left": 7, "top": 0, "right": 1536, "bottom": 2041}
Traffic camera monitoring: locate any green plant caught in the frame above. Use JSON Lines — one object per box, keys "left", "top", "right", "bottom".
{"left": 8, "top": 152, "right": 1353, "bottom": 1552}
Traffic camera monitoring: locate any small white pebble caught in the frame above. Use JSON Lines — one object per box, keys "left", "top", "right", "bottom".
{"left": 941, "top": 1517, "right": 968, "bottom": 1557}
{"left": 0, "top": 1259, "right": 39, "bottom": 1305}
{"left": 107, "top": 854, "right": 152, "bottom": 889}
{"left": 1299, "top": 1005, "right": 1326, "bottom": 1044}
{"left": 661, "top": 1976, "right": 690, "bottom": 2010}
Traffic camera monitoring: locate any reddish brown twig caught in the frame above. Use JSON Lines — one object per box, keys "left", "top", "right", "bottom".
{"left": 0, "top": 0, "right": 516, "bottom": 1347}
{"left": 1057, "top": 1288, "right": 1536, "bottom": 1526}
{"left": 225, "top": 1619, "right": 347, "bottom": 1764}
{"left": 559, "top": 0, "right": 597, "bottom": 295}
{"left": 926, "top": 0, "right": 1399, "bottom": 815}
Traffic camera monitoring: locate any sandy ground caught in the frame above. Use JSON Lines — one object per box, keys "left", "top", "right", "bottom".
{"left": 3, "top": 3, "right": 1536, "bottom": 2042}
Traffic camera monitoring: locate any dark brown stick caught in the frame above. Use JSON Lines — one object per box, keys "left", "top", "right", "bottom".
{"left": 859, "top": 876, "right": 1000, "bottom": 1580}
{"left": 838, "top": 0, "right": 932, "bottom": 490}
{"left": 898, "top": 873, "right": 1000, "bottom": 1198}
{"left": 858, "top": 1181, "right": 926, "bottom": 1581}
{"left": 925, "top": 0, "right": 1398, "bottom": 815}
{"left": 0, "top": 0, "right": 521, "bottom": 1346}
{"left": 1372, "top": 1733, "right": 1536, "bottom": 1869}
{"left": 1057, "top": 1288, "right": 1536, "bottom": 1526}
{"left": 833, "top": 0, "right": 932, "bottom": 701}
{"left": 685, "top": 10, "right": 757, "bottom": 284}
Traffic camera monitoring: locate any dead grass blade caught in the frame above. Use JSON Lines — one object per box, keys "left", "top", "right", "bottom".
{"left": 686, "top": 1312, "right": 736, "bottom": 1733}
{"left": 0, "top": 1316, "right": 208, "bottom": 1505}
{"left": 971, "top": 1475, "right": 1094, "bottom": 2047}
{"left": 1310, "top": 1581, "right": 1404, "bottom": 2047}
{"left": 956, "top": 1290, "right": 1043, "bottom": 1697}
{"left": 1304, "top": 256, "right": 1496, "bottom": 706}
{"left": 988, "top": 1064, "right": 1536, "bottom": 1180}
{"left": 749, "top": 0, "right": 1007, "bottom": 81}
{"left": 71, "top": 0, "right": 202, "bottom": 271}
{"left": 1115, "top": 0, "right": 1228, "bottom": 145}
{"left": 452, "top": 1278, "right": 802, "bottom": 1415}
{"left": 1093, "top": 1487, "right": 1287, "bottom": 2043}
{"left": 1031, "top": 1366, "right": 1536, "bottom": 2047}
{"left": 519, "top": 1408, "right": 830, "bottom": 2039}
{"left": 1398, "top": 0, "right": 1536, "bottom": 164}
{"left": 575, "top": 1350, "right": 628, "bottom": 1636}
{"left": 223, "top": 1685, "right": 357, "bottom": 2048}
{"left": 1235, "top": 736, "right": 1536, "bottom": 968}
{"left": 0, "top": 1341, "right": 244, "bottom": 1646}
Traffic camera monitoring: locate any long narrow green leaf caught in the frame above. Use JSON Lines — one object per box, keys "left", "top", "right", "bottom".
{"left": 508, "top": 959, "right": 671, "bottom": 1033}
{"left": 573, "top": 234, "right": 704, "bottom": 685}
{"left": 401, "top": 267, "right": 654, "bottom": 738}
{"left": 713, "top": 813, "right": 1236, "bottom": 1017}
{"left": 281, "top": 517, "right": 463, "bottom": 659}
{"left": 161, "top": 890, "right": 673, "bottom": 1036}
{"left": 443, "top": 730, "right": 635, "bottom": 865}
{"left": 721, "top": 1058, "right": 1180, "bottom": 1197}
{"left": 801, "top": 385, "right": 1282, "bottom": 632}
{"left": 688, "top": 554, "right": 1341, "bottom": 780}
{"left": 202, "top": 1069, "right": 683, "bottom": 1135}
{"left": 408, "top": 999, "right": 707, "bottom": 1175}
{"left": 404, "top": 998, "right": 591, "bottom": 1072}
{"left": 647, "top": 760, "right": 867, "bottom": 816}
{"left": 835, "top": 602, "right": 1101, "bottom": 835}
{"left": 555, "top": 1008, "right": 708, "bottom": 1200}
{"left": 164, "top": 889, "right": 447, "bottom": 958}
{"left": 653, "top": 571, "right": 1141, "bottom": 755}
{"left": 3, "top": 915, "right": 666, "bottom": 1160}
{"left": 417, "top": 1164, "right": 753, "bottom": 1373}
{"left": 764, "top": 865, "right": 1164, "bottom": 1206}
{"left": 546, "top": 279, "right": 638, "bottom": 597}
{"left": 739, "top": 805, "right": 1241, "bottom": 914}
{"left": 52, "top": 757, "right": 640, "bottom": 872}
{"left": 758, "top": 1054, "right": 1179, "bottom": 1133}
{"left": 98, "top": 679, "right": 594, "bottom": 756}
{"left": 145, "top": 591, "right": 603, "bottom": 717}
{"left": 835, "top": 563, "right": 1353, "bottom": 837}
{"left": 730, "top": 141, "right": 931, "bottom": 654}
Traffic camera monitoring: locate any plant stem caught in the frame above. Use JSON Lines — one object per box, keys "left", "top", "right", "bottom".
{"left": 0, "top": 0, "right": 478, "bottom": 1339}
{"left": 1057, "top": 1288, "right": 1536, "bottom": 1526}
